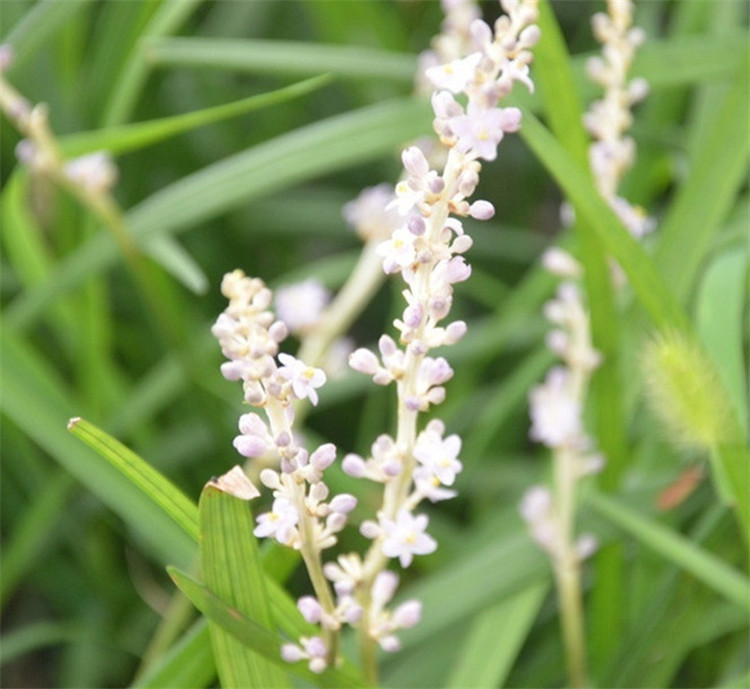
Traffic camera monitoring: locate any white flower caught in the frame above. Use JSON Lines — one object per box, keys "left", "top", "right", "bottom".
{"left": 277, "top": 353, "right": 326, "bottom": 405}
{"left": 413, "top": 427, "right": 463, "bottom": 486}
{"left": 376, "top": 226, "right": 417, "bottom": 274}
{"left": 274, "top": 279, "right": 331, "bottom": 334}
{"left": 425, "top": 51, "right": 482, "bottom": 92}
{"left": 379, "top": 509, "right": 437, "bottom": 567}
{"left": 528, "top": 367, "right": 582, "bottom": 448}
{"left": 65, "top": 151, "right": 118, "bottom": 193}
{"left": 254, "top": 497, "right": 299, "bottom": 545}
{"left": 448, "top": 102, "right": 522, "bottom": 161}
{"left": 343, "top": 184, "right": 401, "bottom": 242}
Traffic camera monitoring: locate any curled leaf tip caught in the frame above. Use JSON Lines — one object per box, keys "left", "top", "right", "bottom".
{"left": 67, "top": 416, "right": 82, "bottom": 430}
{"left": 207, "top": 465, "right": 260, "bottom": 500}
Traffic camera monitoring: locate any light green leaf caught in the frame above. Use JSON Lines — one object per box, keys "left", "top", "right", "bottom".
{"left": 60, "top": 75, "right": 333, "bottom": 157}
{"left": 168, "top": 568, "right": 370, "bottom": 689}
{"left": 587, "top": 492, "right": 750, "bottom": 609}
{"left": 655, "top": 59, "right": 750, "bottom": 302}
{"left": 199, "top": 483, "right": 289, "bottom": 688}
{"left": 696, "top": 247, "right": 748, "bottom": 439}
{"left": 67, "top": 417, "right": 199, "bottom": 543}
{"left": 446, "top": 582, "right": 548, "bottom": 689}
{"left": 143, "top": 36, "right": 416, "bottom": 82}
{"left": 518, "top": 109, "right": 690, "bottom": 333}
{"left": 0, "top": 330, "right": 196, "bottom": 567}
{"left": 132, "top": 620, "right": 215, "bottom": 689}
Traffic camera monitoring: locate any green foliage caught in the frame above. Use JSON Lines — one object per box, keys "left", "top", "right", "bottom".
{"left": 1, "top": 1, "right": 748, "bottom": 688}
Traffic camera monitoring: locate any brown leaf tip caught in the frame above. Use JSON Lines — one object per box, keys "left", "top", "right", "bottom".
{"left": 207, "top": 465, "right": 260, "bottom": 501}
{"left": 67, "top": 416, "right": 82, "bottom": 430}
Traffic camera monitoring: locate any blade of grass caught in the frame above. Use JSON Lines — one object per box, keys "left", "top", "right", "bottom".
{"left": 0, "top": 330, "right": 196, "bottom": 567}
{"left": 654, "top": 57, "right": 750, "bottom": 302}
{"left": 168, "top": 567, "right": 369, "bottom": 689}
{"left": 60, "top": 75, "right": 333, "bottom": 157}
{"left": 1, "top": 0, "right": 92, "bottom": 72}
{"left": 534, "top": 1, "right": 629, "bottom": 671}
{"left": 143, "top": 37, "right": 416, "bottom": 83}
{"left": 518, "top": 108, "right": 689, "bottom": 332}
{"left": 132, "top": 620, "right": 215, "bottom": 689}
{"left": 67, "top": 417, "right": 199, "bottom": 543}
{"left": 446, "top": 582, "right": 549, "bottom": 689}
{"left": 6, "top": 97, "right": 431, "bottom": 331}
{"left": 198, "top": 483, "right": 289, "bottom": 688}
{"left": 102, "top": 0, "right": 204, "bottom": 126}
{"left": 587, "top": 492, "right": 750, "bottom": 609}
{"left": 695, "top": 247, "right": 748, "bottom": 439}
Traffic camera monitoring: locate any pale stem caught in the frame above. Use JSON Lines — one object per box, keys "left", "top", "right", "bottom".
{"left": 553, "top": 446, "right": 589, "bottom": 688}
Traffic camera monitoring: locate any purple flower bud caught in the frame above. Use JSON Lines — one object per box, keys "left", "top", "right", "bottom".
{"left": 326, "top": 512, "right": 347, "bottom": 532}
{"left": 403, "top": 304, "right": 423, "bottom": 329}
{"left": 329, "top": 493, "right": 357, "bottom": 514}
{"left": 220, "top": 360, "right": 245, "bottom": 381}
{"left": 469, "top": 200, "right": 495, "bottom": 220}
{"left": 344, "top": 605, "right": 363, "bottom": 625}
{"left": 402, "top": 146, "right": 429, "bottom": 177}
{"left": 383, "top": 459, "right": 402, "bottom": 477}
{"left": 372, "top": 570, "right": 399, "bottom": 604}
{"left": 349, "top": 348, "right": 379, "bottom": 375}
{"left": 306, "top": 636, "right": 328, "bottom": 658}
{"left": 268, "top": 320, "right": 288, "bottom": 342}
{"left": 233, "top": 434, "right": 268, "bottom": 458}
{"left": 281, "top": 644, "right": 305, "bottom": 663}
{"left": 428, "top": 176, "right": 445, "bottom": 194}
{"left": 431, "top": 90, "right": 462, "bottom": 118}
{"left": 393, "top": 600, "right": 422, "bottom": 628}
{"left": 310, "top": 482, "right": 329, "bottom": 503}
{"left": 380, "top": 636, "right": 401, "bottom": 653}
{"left": 407, "top": 215, "right": 426, "bottom": 235}
{"left": 446, "top": 320, "right": 468, "bottom": 343}
{"left": 297, "top": 596, "right": 323, "bottom": 623}
{"left": 405, "top": 396, "right": 422, "bottom": 411}
{"left": 360, "top": 520, "right": 380, "bottom": 539}
{"left": 310, "top": 443, "right": 337, "bottom": 471}
{"left": 378, "top": 335, "right": 397, "bottom": 356}
{"left": 342, "top": 453, "right": 366, "bottom": 477}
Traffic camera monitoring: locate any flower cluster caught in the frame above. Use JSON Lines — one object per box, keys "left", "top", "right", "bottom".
{"left": 212, "top": 0, "right": 540, "bottom": 675}
{"left": 584, "top": 0, "right": 653, "bottom": 239}
{"left": 522, "top": 248, "right": 603, "bottom": 562}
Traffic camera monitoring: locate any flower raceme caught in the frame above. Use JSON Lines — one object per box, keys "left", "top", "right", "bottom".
{"left": 211, "top": 0, "right": 541, "bottom": 676}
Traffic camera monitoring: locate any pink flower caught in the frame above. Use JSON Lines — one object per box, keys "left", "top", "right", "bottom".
{"left": 448, "top": 102, "right": 522, "bottom": 161}
{"left": 380, "top": 509, "right": 437, "bottom": 567}
{"left": 277, "top": 353, "right": 326, "bottom": 405}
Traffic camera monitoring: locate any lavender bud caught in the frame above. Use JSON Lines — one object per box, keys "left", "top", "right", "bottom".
{"left": 342, "top": 453, "right": 366, "bottom": 477}
{"left": 329, "top": 493, "right": 357, "bottom": 514}
{"left": 360, "top": 520, "right": 380, "bottom": 539}
{"left": 468, "top": 200, "right": 495, "bottom": 220}
{"left": 298, "top": 596, "right": 323, "bottom": 623}
{"left": 310, "top": 443, "right": 337, "bottom": 471}
{"left": 407, "top": 215, "right": 426, "bottom": 235}
{"left": 349, "top": 348, "right": 379, "bottom": 375}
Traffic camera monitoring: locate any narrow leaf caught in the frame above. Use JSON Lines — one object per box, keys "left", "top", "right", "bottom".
{"left": 446, "top": 582, "right": 548, "bottom": 689}
{"left": 587, "top": 492, "right": 750, "bottom": 609}
{"left": 60, "top": 75, "right": 333, "bottom": 157}
{"left": 67, "top": 417, "right": 199, "bottom": 543}
{"left": 199, "top": 481, "right": 288, "bottom": 688}
{"left": 143, "top": 36, "right": 416, "bottom": 82}
{"left": 168, "top": 567, "right": 369, "bottom": 689}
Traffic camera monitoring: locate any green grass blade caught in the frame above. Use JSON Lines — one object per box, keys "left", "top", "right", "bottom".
{"left": 654, "top": 58, "right": 750, "bottom": 302}
{"left": 587, "top": 492, "right": 750, "bottom": 609}
{"left": 199, "top": 482, "right": 289, "bottom": 688}
{"left": 446, "top": 582, "right": 548, "bottom": 689}
{"left": 67, "top": 417, "right": 199, "bottom": 543}
{"left": 60, "top": 75, "right": 333, "bottom": 157}
{"left": 143, "top": 37, "right": 416, "bottom": 83}
{"left": 1, "top": 0, "right": 92, "bottom": 72}
{"left": 0, "top": 473, "right": 75, "bottom": 610}
{"left": 695, "top": 248, "right": 749, "bottom": 439}
{"left": 6, "top": 97, "right": 431, "bottom": 331}
{"left": 518, "top": 109, "right": 689, "bottom": 333}
{"left": 0, "top": 330, "right": 196, "bottom": 567}
{"left": 102, "top": 0, "right": 204, "bottom": 126}
{"left": 132, "top": 620, "right": 215, "bottom": 689}
{"left": 168, "top": 567, "right": 369, "bottom": 689}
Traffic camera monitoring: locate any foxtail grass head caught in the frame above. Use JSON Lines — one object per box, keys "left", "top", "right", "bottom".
{"left": 641, "top": 329, "right": 733, "bottom": 453}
